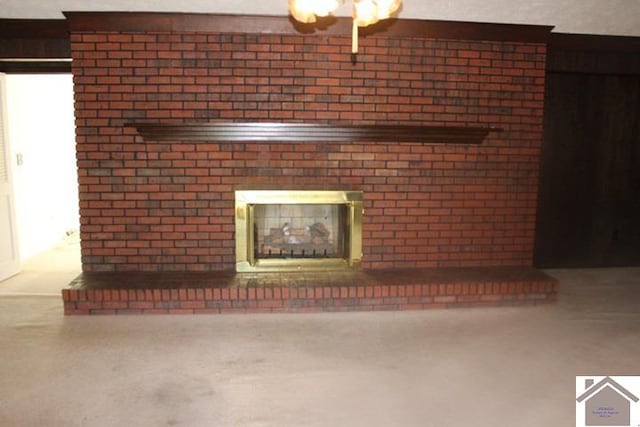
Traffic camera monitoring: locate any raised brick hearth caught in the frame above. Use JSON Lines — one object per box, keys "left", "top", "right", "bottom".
{"left": 63, "top": 267, "right": 558, "bottom": 315}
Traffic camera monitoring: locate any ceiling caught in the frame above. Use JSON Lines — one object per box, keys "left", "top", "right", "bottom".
{"left": 1, "top": 0, "right": 640, "bottom": 37}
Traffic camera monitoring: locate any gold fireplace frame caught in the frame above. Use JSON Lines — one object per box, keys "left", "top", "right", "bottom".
{"left": 235, "top": 190, "right": 363, "bottom": 272}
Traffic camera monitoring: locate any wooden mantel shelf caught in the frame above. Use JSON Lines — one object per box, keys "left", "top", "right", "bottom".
{"left": 128, "top": 122, "right": 502, "bottom": 144}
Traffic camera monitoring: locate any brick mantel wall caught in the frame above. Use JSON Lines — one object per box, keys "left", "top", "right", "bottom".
{"left": 69, "top": 13, "right": 549, "bottom": 272}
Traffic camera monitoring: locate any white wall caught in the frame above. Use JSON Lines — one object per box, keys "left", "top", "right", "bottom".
{"left": 5, "top": 74, "right": 78, "bottom": 261}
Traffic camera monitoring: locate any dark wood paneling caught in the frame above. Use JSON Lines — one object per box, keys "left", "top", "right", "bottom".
{"left": 64, "top": 12, "right": 552, "bottom": 43}
{"left": 547, "top": 49, "right": 640, "bottom": 75}
{"left": 547, "top": 33, "right": 640, "bottom": 75}
{"left": 535, "top": 72, "right": 640, "bottom": 267}
{"left": 0, "top": 19, "right": 70, "bottom": 58}
{"left": 129, "top": 122, "right": 500, "bottom": 144}
{"left": 0, "top": 37, "right": 71, "bottom": 59}
{"left": 549, "top": 33, "right": 640, "bottom": 53}
{"left": 0, "top": 19, "right": 68, "bottom": 38}
{"left": 537, "top": 33, "right": 640, "bottom": 267}
{"left": 0, "top": 19, "right": 71, "bottom": 72}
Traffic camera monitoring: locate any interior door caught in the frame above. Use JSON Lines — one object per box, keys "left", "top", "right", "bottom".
{"left": 0, "top": 74, "right": 20, "bottom": 281}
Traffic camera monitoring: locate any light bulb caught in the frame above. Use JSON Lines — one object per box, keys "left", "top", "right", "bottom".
{"left": 289, "top": 0, "right": 401, "bottom": 26}
{"left": 353, "top": 0, "right": 379, "bottom": 26}
{"left": 374, "top": 0, "right": 401, "bottom": 20}
{"left": 289, "top": 0, "right": 318, "bottom": 23}
{"left": 312, "top": 0, "right": 341, "bottom": 17}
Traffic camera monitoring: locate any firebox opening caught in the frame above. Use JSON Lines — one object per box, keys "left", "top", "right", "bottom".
{"left": 235, "top": 190, "right": 362, "bottom": 272}
{"left": 254, "top": 203, "right": 349, "bottom": 260}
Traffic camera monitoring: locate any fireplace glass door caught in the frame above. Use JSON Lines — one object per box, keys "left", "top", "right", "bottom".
{"left": 254, "top": 204, "right": 348, "bottom": 260}
{"left": 235, "top": 190, "right": 362, "bottom": 272}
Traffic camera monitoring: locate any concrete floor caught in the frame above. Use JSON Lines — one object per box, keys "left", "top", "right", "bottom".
{"left": 1, "top": 238, "right": 639, "bottom": 426}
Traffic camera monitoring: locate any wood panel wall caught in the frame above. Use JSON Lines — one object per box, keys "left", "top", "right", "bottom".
{"left": 535, "top": 34, "right": 640, "bottom": 267}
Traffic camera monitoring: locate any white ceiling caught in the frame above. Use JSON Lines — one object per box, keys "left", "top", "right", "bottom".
{"left": 1, "top": 0, "right": 640, "bottom": 37}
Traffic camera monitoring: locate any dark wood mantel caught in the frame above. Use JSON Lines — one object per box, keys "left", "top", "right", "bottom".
{"left": 128, "top": 122, "right": 501, "bottom": 144}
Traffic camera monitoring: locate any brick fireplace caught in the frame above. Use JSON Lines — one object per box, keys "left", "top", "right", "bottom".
{"left": 62, "top": 13, "right": 558, "bottom": 314}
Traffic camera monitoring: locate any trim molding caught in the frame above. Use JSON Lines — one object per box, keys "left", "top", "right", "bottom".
{"left": 0, "top": 59, "right": 71, "bottom": 73}
{"left": 64, "top": 12, "right": 553, "bottom": 43}
{"left": 128, "top": 122, "right": 501, "bottom": 144}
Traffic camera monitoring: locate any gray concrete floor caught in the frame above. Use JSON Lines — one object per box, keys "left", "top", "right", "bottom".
{"left": 1, "top": 238, "right": 639, "bottom": 426}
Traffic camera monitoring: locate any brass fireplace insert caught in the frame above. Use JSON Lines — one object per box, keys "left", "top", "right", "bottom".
{"left": 235, "top": 190, "right": 363, "bottom": 272}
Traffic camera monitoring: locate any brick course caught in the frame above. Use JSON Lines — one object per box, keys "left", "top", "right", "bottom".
{"left": 71, "top": 27, "right": 546, "bottom": 272}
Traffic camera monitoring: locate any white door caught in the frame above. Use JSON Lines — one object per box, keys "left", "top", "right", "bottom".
{"left": 0, "top": 74, "right": 20, "bottom": 281}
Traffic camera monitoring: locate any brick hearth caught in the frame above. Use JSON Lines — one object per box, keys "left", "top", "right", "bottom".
{"left": 62, "top": 267, "right": 558, "bottom": 315}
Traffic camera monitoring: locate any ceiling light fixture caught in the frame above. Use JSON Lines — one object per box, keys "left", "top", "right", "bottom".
{"left": 288, "top": 0, "right": 402, "bottom": 61}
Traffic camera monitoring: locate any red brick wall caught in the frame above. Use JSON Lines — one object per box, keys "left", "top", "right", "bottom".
{"left": 71, "top": 26, "right": 547, "bottom": 272}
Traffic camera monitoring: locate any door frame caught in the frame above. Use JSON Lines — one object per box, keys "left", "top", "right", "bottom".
{"left": 0, "top": 73, "right": 20, "bottom": 281}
